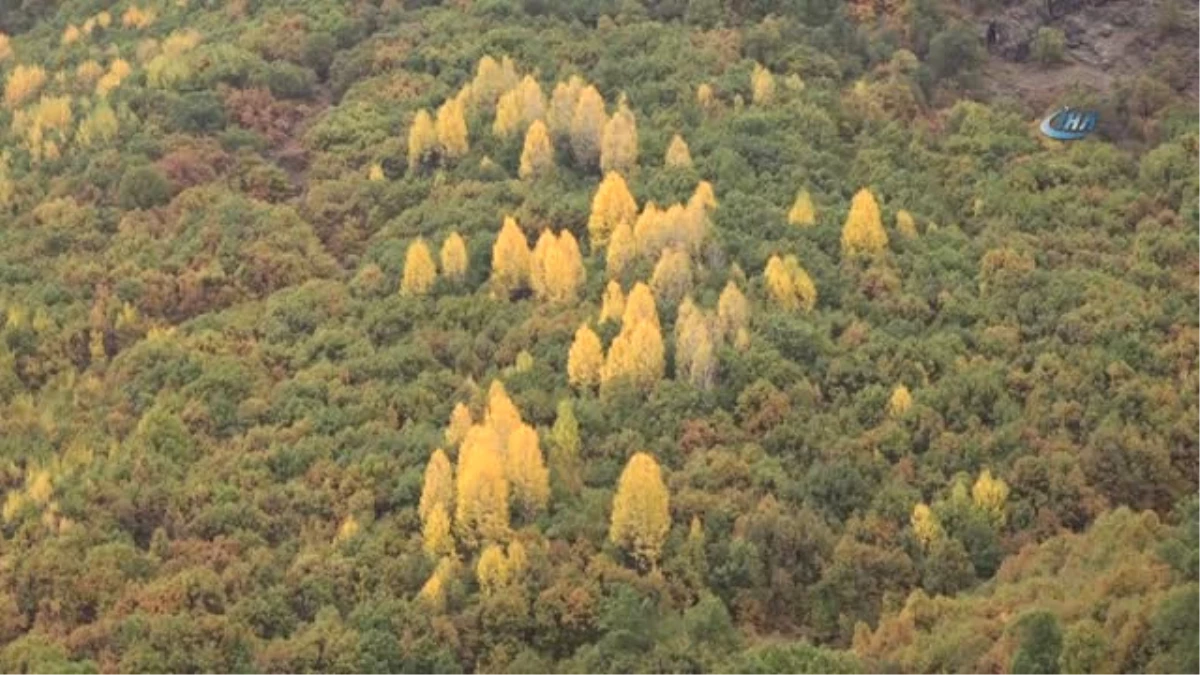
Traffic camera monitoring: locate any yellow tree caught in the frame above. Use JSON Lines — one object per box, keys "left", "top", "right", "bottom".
{"left": 664, "top": 134, "right": 692, "bottom": 168}
{"left": 423, "top": 503, "right": 454, "bottom": 558}
{"left": 601, "top": 319, "right": 664, "bottom": 393}
{"left": 633, "top": 202, "right": 665, "bottom": 257}
{"left": 606, "top": 221, "right": 635, "bottom": 281}
{"left": 764, "top": 254, "right": 817, "bottom": 312}
{"left": 751, "top": 63, "right": 775, "bottom": 105}
{"left": 505, "top": 423, "right": 549, "bottom": 518}
{"left": 675, "top": 300, "right": 716, "bottom": 389}
{"left": 717, "top": 281, "right": 749, "bottom": 343}
{"left": 599, "top": 281, "right": 626, "bottom": 324}
{"left": 493, "top": 88, "right": 522, "bottom": 139}
{"left": 485, "top": 380, "right": 523, "bottom": 448}
{"left": 419, "top": 448, "right": 455, "bottom": 524}
{"left": 407, "top": 109, "right": 437, "bottom": 172}
{"left": 436, "top": 97, "right": 469, "bottom": 162}
{"left": 519, "top": 119, "right": 553, "bottom": 179}
{"left": 911, "top": 503, "right": 942, "bottom": 548}
{"left": 788, "top": 189, "right": 816, "bottom": 227}
{"left": 568, "top": 324, "right": 604, "bottom": 390}
{"left": 440, "top": 233, "right": 468, "bottom": 282}
{"left": 896, "top": 209, "right": 918, "bottom": 239}
{"left": 600, "top": 103, "right": 638, "bottom": 174}
{"left": 495, "top": 75, "right": 545, "bottom": 138}
{"left": 650, "top": 248, "right": 693, "bottom": 304}
{"left": 529, "top": 229, "right": 556, "bottom": 300}
{"left": 4, "top": 65, "right": 47, "bottom": 109}
{"left": 622, "top": 282, "right": 660, "bottom": 331}
{"left": 841, "top": 188, "right": 888, "bottom": 258}
{"left": 888, "top": 385, "right": 913, "bottom": 417}
{"left": 972, "top": 470, "right": 1009, "bottom": 526}
{"left": 76, "top": 101, "right": 119, "bottom": 147}
{"left": 476, "top": 543, "right": 511, "bottom": 594}
{"left": 491, "top": 216, "right": 531, "bottom": 297}
{"left": 588, "top": 171, "right": 637, "bottom": 248}
{"left": 547, "top": 230, "right": 585, "bottom": 303}
{"left": 455, "top": 424, "right": 510, "bottom": 546}
{"left": 570, "top": 85, "right": 606, "bottom": 169}
{"left": 0, "top": 34, "right": 11, "bottom": 62}
{"left": 548, "top": 75, "right": 584, "bottom": 142}
{"left": 696, "top": 83, "right": 715, "bottom": 111}
{"left": 470, "top": 55, "right": 516, "bottom": 112}
{"left": 446, "top": 402, "right": 472, "bottom": 447}
{"left": 689, "top": 181, "right": 718, "bottom": 214}
{"left": 401, "top": 239, "right": 438, "bottom": 296}
{"left": 609, "top": 452, "right": 671, "bottom": 567}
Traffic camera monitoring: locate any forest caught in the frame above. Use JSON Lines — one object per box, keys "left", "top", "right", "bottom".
{"left": 0, "top": 0, "right": 1196, "bottom": 672}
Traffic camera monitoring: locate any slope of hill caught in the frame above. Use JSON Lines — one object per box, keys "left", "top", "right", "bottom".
{"left": 0, "top": 1, "right": 1194, "bottom": 672}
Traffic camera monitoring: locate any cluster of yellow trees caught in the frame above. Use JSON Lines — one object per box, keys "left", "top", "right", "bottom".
{"left": 911, "top": 470, "right": 1010, "bottom": 548}
{"left": 415, "top": 381, "right": 673, "bottom": 606}
{"left": 399, "top": 233, "right": 468, "bottom": 295}
{"left": 485, "top": 216, "right": 586, "bottom": 302}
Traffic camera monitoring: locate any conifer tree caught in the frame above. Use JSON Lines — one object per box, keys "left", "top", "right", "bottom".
{"left": 549, "top": 400, "right": 583, "bottom": 497}
{"left": 485, "top": 380, "right": 522, "bottom": 448}
{"left": 495, "top": 75, "right": 545, "bottom": 138}
{"left": 664, "top": 134, "right": 692, "bottom": 168}
{"left": 696, "top": 83, "right": 715, "bottom": 111}
{"left": 567, "top": 324, "right": 604, "bottom": 390}
{"left": 764, "top": 254, "right": 817, "bottom": 312}
{"left": 601, "top": 318, "right": 665, "bottom": 393}
{"left": 689, "top": 180, "right": 718, "bottom": 213}
{"left": 896, "top": 209, "right": 918, "bottom": 239}
{"left": 455, "top": 425, "right": 510, "bottom": 546}
{"left": 599, "top": 281, "right": 626, "bottom": 324}
{"left": 548, "top": 76, "right": 584, "bottom": 142}
{"left": 888, "top": 385, "right": 913, "bottom": 417}
{"left": 401, "top": 238, "right": 438, "bottom": 296}
{"left": 622, "top": 282, "right": 660, "bottom": 331}
{"left": 530, "top": 229, "right": 556, "bottom": 300}
{"left": 519, "top": 120, "right": 553, "bottom": 179}
{"left": 440, "top": 233, "right": 468, "bottom": 282}
{"left": 609, "top": 452, "right": 671, "bottom": 567}
{"left": 911, "top": 503, "right": 942, "bottom": 548}
{"left": 570, "top": 85, "right": 606, "bottom": 169}
{"left": 588, "top": 172, "right": 637, "bottom": 248}
{"left": 606, "top": 220, "right": 635, "bottom": 281}
{"left": 470, "top": 55, "right": 514, "bottom": 111}
{"left": 675, "top": 300, "right": 716, "bottom": 389}
{"left": 505, "top": 423, "right": 550, "bottom": 518}
{"left": 550, "top": 230, "right": 585, "bottom": 303}
{"left": 477, "top": 544, "right": 511, "bottom": 594}
{"left": 436, "top": 97, "right": 470, "bottom": 162}
{"left": 634, "top": 202, "right": 665, "bottom": 257}
{"left": 419, "top": 448, "right": 455, "bottom": 524}
{"left": 841, "top": 188, "right": 888, "bottom": 258}
{"left": 650, "top": 248, "right": 693, "bottom": 304}
{"left": 407, "top": 109, "right": 437, "bottom": 172}
{"left": 788, "top": 189, "right": 816, "bottom": 227}
{"left": 423, "top": 503, "right": 454, "bottom": 558}
{"left": 972, "top": 469, "right": 1009, "bottom": 525}
{"left": 717, "top": 281, "right": 749, "bottom": 343}
{"left": 493, "top": 88, "right": 523, "bottom": 139}
{"left": 491, "top": 216, "right": 531, "bottom": 297}
{"left": 600, "top": 102, "right": 638, "bottom": 174}
{"left": 417, "top": 564, "right": 447, "bottom": 610}
{"left": 751, "top": 63, "right": 775, "bottom": 105}
{"left": 446, "top": 402, "right": 472, "bottom": 447}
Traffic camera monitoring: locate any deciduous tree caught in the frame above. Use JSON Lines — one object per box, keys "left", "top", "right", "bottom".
{"left": 568, "top": 324, "right": 604, "bottom": 390}
{"left": 436, "top": 97, "right": 469, "bottom": 162}
{"left": 599, "top": 281, "right": 626, "bottom": 324}
{"left": 491, "top": 216, "right": 531, "bottom": 297}
{"left": 664, "top": 134, "right": 692, "bottom": 168}
{"left": 519, "top": 120, "right": 553, "bottom": 179}
{"left": 505, "top": 423, "right": 549, "bottom": 518}
{"left": 407, "top": 109, "right": 437, "bottom": 172}
{"left": 841, "top": 188, "right": 888, "bottom": 258}
{"left": 440, "top": 233, "right": 468, "bottom": 281}
{"left": 600, "top": 101, "right": 638, "bottom": 174}
{"left": 570, "top": 85, "right": 606, "bottom": 169}
{"left": 609, "top": 452, "right": 671, "bottom": 567}
{"left": 588, "top": 171, "right": 637, "bottom": 248}
{"left": 401, "top": 238, "right": 438, "bottom": 296}
{"left": 788, "top": 189, "right": 816, "bottom": 227}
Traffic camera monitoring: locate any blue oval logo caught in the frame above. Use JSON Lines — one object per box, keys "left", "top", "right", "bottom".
{"left": 1039, "top": 107, "right": 1098, "bottom": 140}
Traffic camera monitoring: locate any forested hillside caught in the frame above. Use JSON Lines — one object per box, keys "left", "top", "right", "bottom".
{"left": 0, "top": 0, "right": 1196, "bottom": 672}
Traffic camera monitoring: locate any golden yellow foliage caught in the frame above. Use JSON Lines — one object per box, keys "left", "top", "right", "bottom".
{"left": 76, "top": 60, "right": 104, "bottom": 87}
{"left": 601, "top": 317, "right": 664, "bottom": 393}
{"left": 122, "top": 6, "right": 156, "bottom": 29}
{"left": 491, "top": 216, "right": 531, "bottom": 297}
{"left": 606, "top": 220, "right": 635, "bottom": 281}
{"left": 4, "top": 65, "right": 47, "bottom": 109}
{"left": 96, "top": 58, "right": 131, "bottom": 97}
{"left": 96, "top": 11, "right": 112, "bottom": 28}
{"left": 407, "top": 109, "right": 437, "bottom": 172}
{"left": 622, "top": 281, "right": 660, "bottom": 332}
{"left": 27, "top": 469, "right": 53, "bottom": 505}
{"left": 494, "top": 75, "right": 545, "bottom": 138}
{"left": 600, "top": 103, "right": 638, "bottom": 174}
{"left": 485, "top": 380, "right": 522, "bottom": 447}
{"left": 633, "top": 202, "right": 664, "bottom": 256}
{"left": 675, "top": 299, "right": 717, "bottom": 389}
{"left": 751, "top": 63, "right": 775, "bottom": 105}
{"left": 455, "top": 424, "right": 510, "bottom": 547}
{"left": 650, "top": 248, "right": 692, "bottom": 304}
{"left": 570, "top": 85, "right": 606, "bottom": 168}
{"left": 519, "top": 119, "right": 553, "bottom": 179}
{"left": 505, "top": 423, "right": 549, "bottom": 517}
{"left": 417, "top": 557, "right": 454, "bottom": 610}
{"left": 609, "top": 452, "right": 671, "bottom": 567}
{"left": 972, "top": 469, "right": 1009, "bottom": 525}
{"left": 63, "top": 24, "right": 82, "bottom": 46}
{"left": 764, "top": 254, "right": 817, "bottom": 312}
{"left": 440, "top": 232, "right": 468, "bottom": 281}
{"left": 422, "top": 503, "right": 454, "bottom": 558}
{"left": 664, "top": 134, "right": 692, "bottom": 168}
{"left": 696, "top": 83, "right": 715, "bottom": 111}
{"left": 841, "top": 188, "right": 888, "bottom": 258}
{"left": 717, "top": 281, "right": 749, "bottom": 342}
{"left": 529, "top": 229, "right": 556, "bottom": 300}
{"left": 911, "top": 503, "right": 942, "bottom": 548}
{"left": 446, "top": 402, "right": 473, "bottom": 447}
{"left": 367, "top": 163, "right": 384, "bottom": 181}
{"left": 788, "top": 189, "right": 816, "bottom": 227}
{"left": 888, "top": 385, "right": 913, "bottom": 417}
{"left": 599, "top": 281, "right": 626, "bottom": 324}
{"left": 529, "top": 229, "right": 585, "bottom": 303}
{"left": 689, "top": 180, "right": 718, "bottom": 213}
{"left": 588, "top": 171, "right": 637, "bottom": 248}
{"left": 420, "top": 448, "right": 455, "bottom": 524}
{"left": 436, "top": 97, "right": 469, "bottom": 161}
{"left": 0, "top": 34, "right": 12, "bottom": 62}
{"left": 77, "top": 101, "right": 118, "bottom": 148}
{"left": 476, "top": 543, "right": 511, "bottom": 594}
{"left": 896, "top": 209, "right": 918, "bottom": 239}
{"left": 336, "top": 515, "right": 360, "bottom": 542}
{"left": 400, "top": 238, "right": 438, "bottom": 296}
{"left": 567, "top": 324, "right": 604, "bottom": 390}
{"left": 469, "top": 55, "right": 519, "bottom": 112}
{"left": 548, "top": 75, "right": 584, "bottom": 142}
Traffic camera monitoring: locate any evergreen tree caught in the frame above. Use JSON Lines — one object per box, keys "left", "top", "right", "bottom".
{"left": 401, "top": 238, "right": 438, "bottom": 296}
{"left": 588, "top": 171, "right": 637, "bottom": 248}
{"left": 568, "top": 324, "right": 604, "bottom": 390}
{"left": 519, "top": 120, "right": 553, "bottom": 179}
{"left": 788, "top": 189, "right": 816, "bottom": 227}
{"left": 570, "top": 85, "right": 607, "bottom": 169}
{"left": 491, "top": 216, "right": 531, "bottom": 297}
{"left": 609, "top": 452, "right": 671, "bottom": 567}
{"left": 664, "top": 134, "right": 692, "bottom": 168}
{"left": 1011, "top": 611, "right": 1063, "bottom": 675}
{"left": 841, "top": 188, "right": 888, "bottom": 258}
